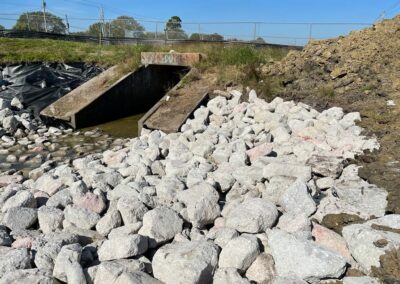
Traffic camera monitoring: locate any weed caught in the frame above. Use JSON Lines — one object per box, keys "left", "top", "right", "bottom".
{"left": 319, "top": 85, "right": 336, "bottom": 97}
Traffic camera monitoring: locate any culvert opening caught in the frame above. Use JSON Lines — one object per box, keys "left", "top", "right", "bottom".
{"left": 39, "top": 64, "right": 190, "bottom": 137}
{"left": 77, "top": 65, "right": 190, "bottom": 136}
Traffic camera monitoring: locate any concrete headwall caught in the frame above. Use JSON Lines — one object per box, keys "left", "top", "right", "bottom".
{"left": 44, "top": 65, "right": 188, "bottom": 129}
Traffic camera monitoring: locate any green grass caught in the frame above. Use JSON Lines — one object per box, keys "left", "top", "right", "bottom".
{"left": 0, "top": 38, "right": 287, "bottom": 67}
{"left": 0, "top": 38, "right": 289, "bottom": 92}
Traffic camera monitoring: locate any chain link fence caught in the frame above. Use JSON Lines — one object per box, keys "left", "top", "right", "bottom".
{"left": 0, "top": 14, "right": 373, "bottom": 47}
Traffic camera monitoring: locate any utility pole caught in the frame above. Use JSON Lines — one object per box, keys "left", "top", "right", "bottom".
{"left": 42, "top": 0, "right": 48, "bottom": 32}
{"left": 65, "top": 14, "right": 70, "bottom": 34}
{"left": 26, "top": 13, "right": 31, "bottom": 31}
{"left": 99, "top": 6, "right": 105, "bottom": 45}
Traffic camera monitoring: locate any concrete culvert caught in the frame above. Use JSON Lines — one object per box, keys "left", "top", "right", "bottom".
{"left": 41, "top": 64, "right": 190, "bottom": 129}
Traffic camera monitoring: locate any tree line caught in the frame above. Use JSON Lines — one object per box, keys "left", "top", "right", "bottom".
{"left": 4, "top": 12, "right": 228, "bottom": 41}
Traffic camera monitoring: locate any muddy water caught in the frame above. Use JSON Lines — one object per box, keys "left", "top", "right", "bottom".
{"left": 84, "top": 113, "right": 145, "bottom": 138}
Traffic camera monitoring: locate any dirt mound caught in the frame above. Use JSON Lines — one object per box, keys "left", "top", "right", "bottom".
{"left": 260, "top": 16, "right": 400, "bottom": 282}
{"left": 263, "top": 15, "right": 400, "bottom": 103}
{"left": 260, "top": 15, "right": 400, "bottom": 218}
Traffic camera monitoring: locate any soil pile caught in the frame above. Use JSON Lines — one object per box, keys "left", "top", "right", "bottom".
{"left": 263, "top": 15, "right": 400, "bottom": 102}
{"left": 262, "top": 15, "right": 400, "bottom": 216}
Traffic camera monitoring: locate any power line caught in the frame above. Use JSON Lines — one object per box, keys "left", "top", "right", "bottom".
{"left": 375, "top": 0, "right": 400, "bottom": 22}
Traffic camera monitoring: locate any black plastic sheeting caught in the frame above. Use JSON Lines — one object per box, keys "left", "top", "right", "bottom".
{"left": 0, "top": 63, "right": 103, "bottom": 115}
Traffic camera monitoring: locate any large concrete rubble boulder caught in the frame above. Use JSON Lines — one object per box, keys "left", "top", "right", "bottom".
{"left": 152, "top": 241, "right": 219, "bottom": 284}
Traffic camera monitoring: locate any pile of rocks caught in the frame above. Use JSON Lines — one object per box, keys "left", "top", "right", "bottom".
{"left": 0, "top": 90, "right": 397, "bottom": 283}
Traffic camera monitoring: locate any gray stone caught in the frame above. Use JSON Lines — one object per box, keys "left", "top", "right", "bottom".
{"left": 95, "top": 210, "right": 122, "bottom": 236}
{"left": 107, "top": 184, "right": 138, "bottom": 201}
{"left": 3, "top": 207, "right": 37, "bottom": 230}
{"left": 231, "top": 166, "right": 264, "bottom": 187}
{"left": 98, "top": 234, "right": 148, "bottom": 261}
{"left": 113, "top": 271, "right": 163, "bottom": 284}
{"left": 279, "top": 180, "right": 316, "bottom": 217}
{"left": 219, "top": 234, "right": 260, "bottom": 272}
{"left": 314, "top": 171, "right": 388, "bottom": 221}
{"left": 316, "top": 177, "right": 335, "bottom": 189}
{"left": 3, "top": 116, "right": 19, "bottom": 132}
{"left": 117, "top": 198, "right": 148, "bottom": 224}
{"left": 277, "top": 213, "right": 311, "bottom": 239}
{"left": 35, "top": 174, "right": 63, "bottom": 196}
{"left": 342, "top": 222, "right": 400, "bottom": 273}
{"left": 93, "top": 259, "right": 147, "bottom": 283}
{"left": 207, "top": 227, "right": 239, "bottom": 248}
{"left": 263, "top": 162, "right": 312, "bottom": 182}
{"left": 225, "top": 198, "right": 278, "bottom": 233}
{"left": 38, "top": 206, "right": 64, "bottom": 233}
{"left": 271, "top": 126, "right": 291, "bottom": 143}
{"left": 0, "top": 268, "right": 53, "bottom": 284}
{"left": 262, "top": 176, "right": 297, "bottom": 204}
{"left": 245, "top": 253, "right": 277, "bottom": 284}
{"left": 177, "top": 182, "right": 220, "bottom": 228}
{"left": 108, "top": 222, "right": 143, "bottom": 239}
{"left": 208, "top": 164, "right": 235, "bottom": 192}
{"left": 307, "top": 155, "right": 343, "bottom": 178}
{"left": 212, "top": 145, "right": 232, "bottom": 164}
{"left": 33, "top": 233, "right": 79, "bottom": 270}
{"left": 213, "top": 268, "right": 250, "bottom": 284}
{"left": 0, "top": 248, "right": 31, "bottom": 278}
{"left": 11, "top": 96, "right": 25, "bottom": 110}
{"left": 53, "top": 243, "right": 85, "bottom": 284}
{"left": 269, "top": 230, "right": 347, "bottom": 281}
{"left": 138, "top": 207, "right": 183, "bottom": 248}
{"left": 46, "top": 189, "right": 72, "bottom": 209}
{"left": 155, "top": 176, "right": 185, "bottom": 202}
{"left": 152, "top": 241, "right": 219, "bottom": 284}
{"left": 64, "top": 205, "right": 100, "bottom": 230}
{"left": 1, "top": 190, "right": 36, "bottom": 212}
{"left": 207, "top": 96, "right": 229, "bottom": 116}
{"left": 340, "top": 112, "right": 361, "bottom": 130}
{"left": 365, "top": 214, "right": 400, "bottom": 229}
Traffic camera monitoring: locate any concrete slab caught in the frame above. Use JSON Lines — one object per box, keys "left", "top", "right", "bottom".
{"left": 139, "top": 70, "right": 215, "bottom": 134}
{"left": 141, "top": 52, "right": 203, "bottom": 66}
{"left": 40, "top": 65, "right": 120, "bottom": 123}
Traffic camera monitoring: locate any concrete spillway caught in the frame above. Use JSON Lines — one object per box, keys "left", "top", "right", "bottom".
{"left": 41, "top": 52, "right": 206, "bottom": 133}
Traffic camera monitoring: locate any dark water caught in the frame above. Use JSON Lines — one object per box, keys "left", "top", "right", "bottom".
{"left": 84, "top": 113, "right": 145, "bottom": 138}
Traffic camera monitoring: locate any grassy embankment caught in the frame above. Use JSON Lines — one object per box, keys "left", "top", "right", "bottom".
{"left": 0, "top": 37, "right": 289, "bottom": 95}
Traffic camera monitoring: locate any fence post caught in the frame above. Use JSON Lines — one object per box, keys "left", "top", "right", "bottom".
{"left": 309, "top": 23, "right": 313, "bottom": 42}
{"left": 155, "top": 23, "right": 158, "bottom": 40}
{"left": 253, "top": 23, "right": 257, "bottom": 41}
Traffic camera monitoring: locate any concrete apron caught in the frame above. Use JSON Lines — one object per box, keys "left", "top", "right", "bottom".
{"left": 40, "top": 52, "right": 203, "bottom": 131}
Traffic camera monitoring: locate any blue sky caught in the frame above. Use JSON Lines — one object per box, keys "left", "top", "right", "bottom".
{"left": 1, "top": 0, "right": 400, "bottom": 45}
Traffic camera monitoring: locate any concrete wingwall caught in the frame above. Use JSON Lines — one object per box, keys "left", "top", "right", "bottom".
{"left": 70, "top": 65, "right": 189, "bottom": 129}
